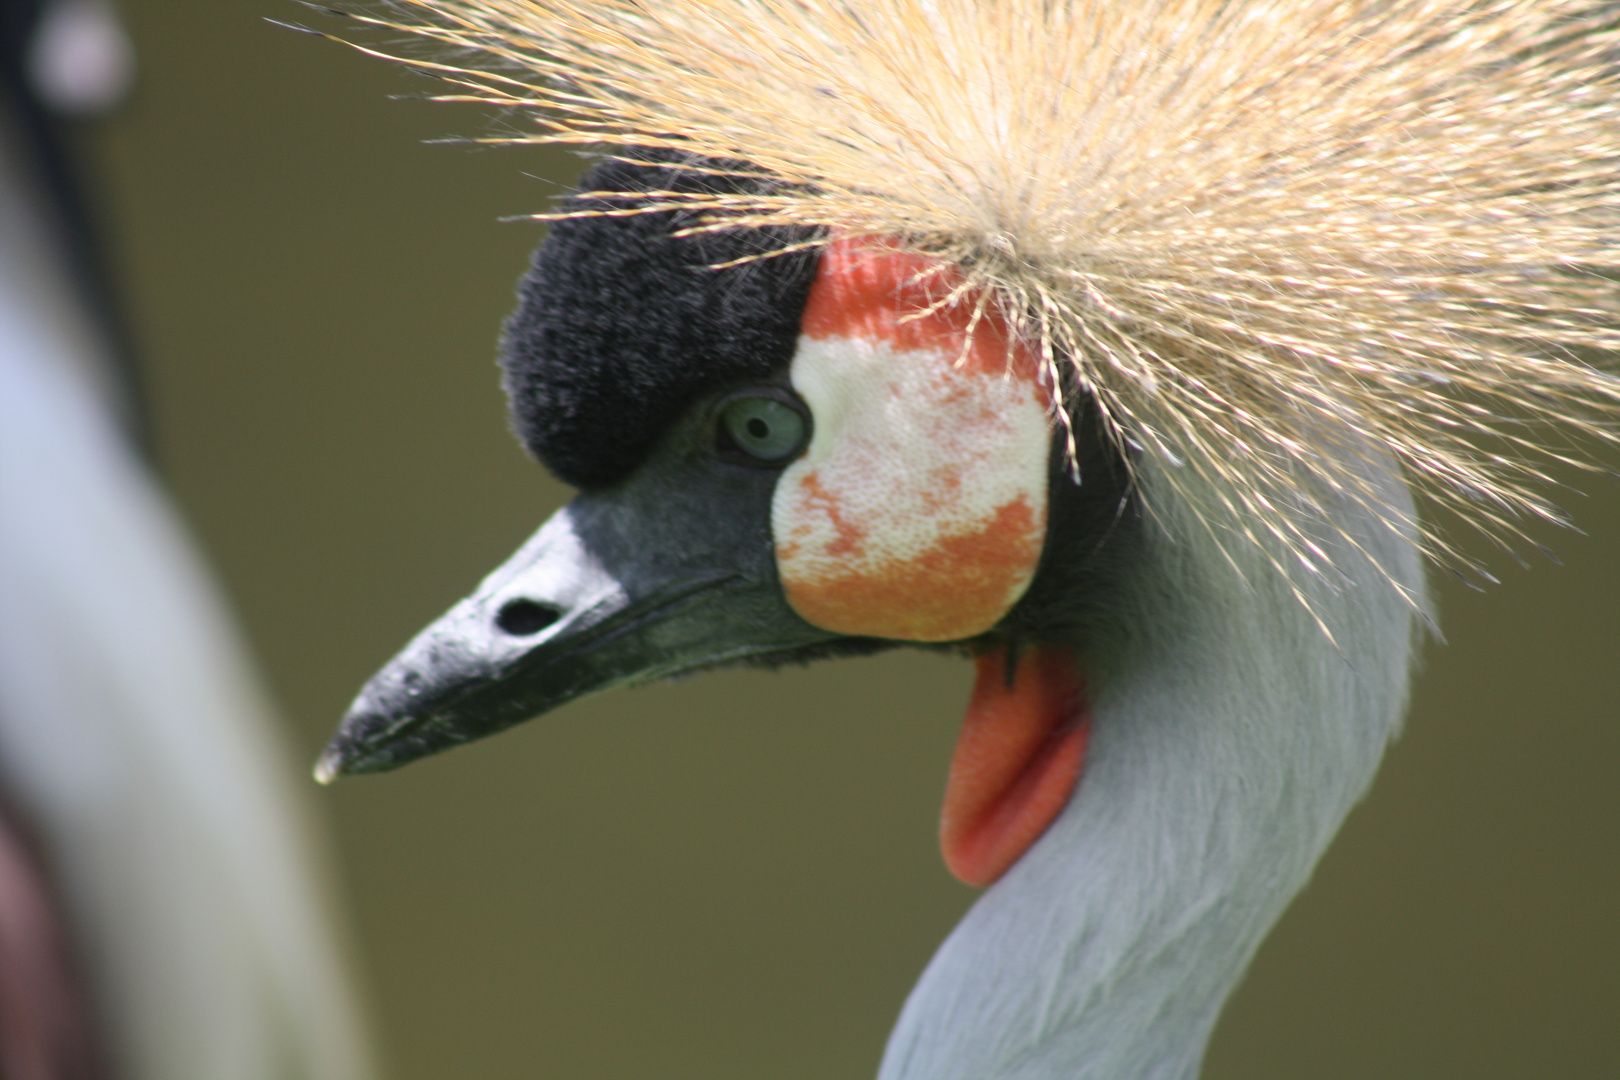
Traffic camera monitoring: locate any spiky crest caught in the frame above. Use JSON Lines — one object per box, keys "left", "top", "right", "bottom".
{"left": 319, "top": 0, "right": 1620, "bottom": 601}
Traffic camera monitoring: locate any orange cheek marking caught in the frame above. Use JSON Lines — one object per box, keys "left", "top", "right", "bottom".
{"left": 941, "top": 645, "right": 1090, "bottom": 888}
{"left": 796, "top": 473, "right": 867, "bottom": 559}
{"left": 782, "top": 496, "right": 1042, "bottom": 641}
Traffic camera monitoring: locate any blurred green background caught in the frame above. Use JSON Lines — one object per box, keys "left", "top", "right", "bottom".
{"left": 80, "top": 2, "right": 1617, "bottom": 1077}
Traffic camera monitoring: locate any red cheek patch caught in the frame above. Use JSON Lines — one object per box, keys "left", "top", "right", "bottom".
{"left": 772, "top": 240, "right": 1053, "bottom": 642}
{"left": 798, "top": 241, "right": 1025, "bottom": 372}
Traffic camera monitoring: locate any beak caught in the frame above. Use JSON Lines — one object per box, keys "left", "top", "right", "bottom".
{"left": 318, "top": 471, "right": 840, "bottom": 781}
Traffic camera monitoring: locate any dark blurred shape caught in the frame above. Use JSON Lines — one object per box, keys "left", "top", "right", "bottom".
{"left": 1, "top": 0, "right": 139, "bottom": 441}
{"left": 0, "top": 796, "right": 101, "bottom": 1080}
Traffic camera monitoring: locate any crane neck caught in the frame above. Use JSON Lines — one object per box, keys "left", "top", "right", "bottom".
{"left": 880, "top": 456, "right": 1427, "bottom": 1080}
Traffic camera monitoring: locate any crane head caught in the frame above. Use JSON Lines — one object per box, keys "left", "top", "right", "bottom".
{"left": 317, "top": 154, "right": 1138, "bottom": 886}
{"left": 315, "top": 0, "right": 1620, "bottom": 893}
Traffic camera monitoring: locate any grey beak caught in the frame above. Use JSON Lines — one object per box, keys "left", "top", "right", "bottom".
{"left": 318, "top": 455, "right": 841, "bottom": 780}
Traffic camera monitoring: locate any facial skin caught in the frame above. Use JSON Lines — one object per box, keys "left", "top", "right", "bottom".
{"left": 773, "top": 240, "right": 1053, "bottom": 643}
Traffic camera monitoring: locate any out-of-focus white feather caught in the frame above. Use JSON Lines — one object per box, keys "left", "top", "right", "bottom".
{"left": 0, "top": 139, "right": 373, "bottom": 1080}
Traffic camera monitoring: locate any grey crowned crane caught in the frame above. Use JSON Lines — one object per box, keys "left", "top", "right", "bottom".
{"left": 0, "top": 1, "right": 374, "bottom": 1076}
{"left": 314, "top": 2, "right": 1620, "bottom": 1078}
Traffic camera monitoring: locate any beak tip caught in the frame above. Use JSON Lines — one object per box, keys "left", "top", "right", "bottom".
{"left": 315, "top": 703, "right": 445, "bottom": 781}
{"left": 312, "top": 745, "right": 346, "bottom": 785}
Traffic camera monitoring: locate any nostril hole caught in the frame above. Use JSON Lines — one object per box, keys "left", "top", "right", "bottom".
{"left": 495, "top": 599, "right": 561, "bottom": 637}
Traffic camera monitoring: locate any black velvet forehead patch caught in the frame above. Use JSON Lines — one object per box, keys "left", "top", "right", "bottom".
{"left": 500, "top": 153, "right": 822, "bottom": 489}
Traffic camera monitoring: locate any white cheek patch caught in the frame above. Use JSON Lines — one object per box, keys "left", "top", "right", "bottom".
{"left": 772, "top": 333, "right": 1051, "bottom": 642}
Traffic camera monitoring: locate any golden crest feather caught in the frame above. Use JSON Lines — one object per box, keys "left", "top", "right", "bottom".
{"left": 324, "top": 0, "right": 1620, "bottom": 596}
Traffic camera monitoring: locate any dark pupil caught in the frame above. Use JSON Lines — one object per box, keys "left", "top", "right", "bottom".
{"left": 746, "top": 417, "right": 770, "bottom": 440}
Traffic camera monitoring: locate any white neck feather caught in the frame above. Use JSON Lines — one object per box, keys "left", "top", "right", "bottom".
{"left": 879, "top": 457, "right": 1427, "bottom": 1080}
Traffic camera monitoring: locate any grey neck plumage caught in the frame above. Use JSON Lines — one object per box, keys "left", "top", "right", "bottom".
{"left": 880, "top": 457, "right": 1427, "bottom": 1080}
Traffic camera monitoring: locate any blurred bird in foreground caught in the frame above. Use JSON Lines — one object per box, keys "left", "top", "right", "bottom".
{"left": 0, "top": 1, "right": 374, "bottom": 1076}
{"left": 314, "top": 2, "right": 1619, "bottom": 1078}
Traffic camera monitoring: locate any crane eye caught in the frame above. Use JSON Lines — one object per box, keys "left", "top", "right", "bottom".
{"left": 717, "top": 392, "right": 810, "bottom": 464}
